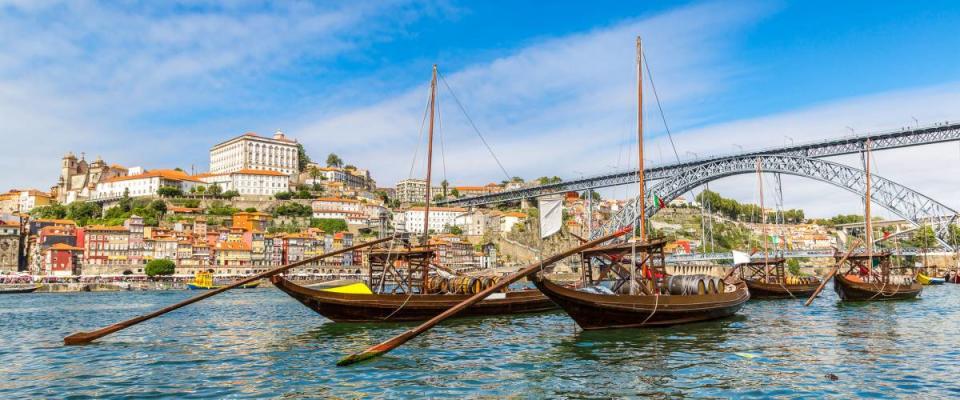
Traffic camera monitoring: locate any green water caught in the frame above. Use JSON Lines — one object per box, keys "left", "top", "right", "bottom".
{"left": 2, "top": 284, "right": 959, "bottom": 398}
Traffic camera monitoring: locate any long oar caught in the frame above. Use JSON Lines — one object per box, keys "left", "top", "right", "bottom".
{"left": 336, "top": 227, "right": 631, "bottom": 366}
{"left": 804, "top": 240, "right": 861, "bottom": 306}
{"left": 64, "top": 236, "right": 393, "bottom": 345}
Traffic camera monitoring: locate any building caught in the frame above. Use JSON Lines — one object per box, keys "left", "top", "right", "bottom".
{"left": 232, "top": 212, "right": 272, "bottom": 232}
{"left": 17, "top": 190, "right": 53, "bottom": 213}
{"left": 214, "top": 241, "right": 252, "bottom": 268}
{"left": 397, "top": 206, "right": 468, "bottom": 235}
{"left": 452, "top": 210, "right": 492, "bottom": 236}
{"left": 431, "top": 235, "right": 479, "bottom": 272}
{"left": 498, "top": 212, "right": 528, "bottom": 233}
{"left": 82, "top": 225, "right": 130, "bottom": 270}
{"left": 305, "top": 164, "right": 377, "bottom": 191}
{"left": 43, "top": 243, "right": 83, "bottom": 277}
{"left": 209, "top": 131, "right": 299, "bottom": 176}
{"left": 195, "top": 169, "right": 290, "bottom": 197}
{"left": 395, "top": 179, "right": 441, "bottom": 204}
{"left": 311, "top": 197, "right": 370, "bottom": 225}
{"left": 452, "top": 184, "right": 502, "bottom": 198}
{"left": 0, "top": 220, "right": 20, "bottom": 273}
{"left": 93, "top": 169, "right": 205, "bottom": 199}
{"left": 124, "top": 215, "right": 145, "bottom": 266}
{"left": 52, "top": 153, "right": 129, "bottom": 204}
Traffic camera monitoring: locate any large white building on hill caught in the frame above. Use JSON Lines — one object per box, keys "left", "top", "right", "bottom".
{"left": 209, "top": 131, "right": 299, "bottom": 176}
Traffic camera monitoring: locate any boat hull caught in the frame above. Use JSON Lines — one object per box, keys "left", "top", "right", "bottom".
{"left": 832, "top": 274, "right": 922, "bottom": 301}
{"left": 187, "top": 281, "right": 261, "bottom": 290}
{"left": 0, "top": 286, "right": 38, "bottom": 294}
{"left": 530, "top": 275, "right": 750, "bottom": 330}
{"left": 270, "top": 276, "right": 557, "bottom": 322}
{"left": 744, "top": 279, "right": 819, "bottom": 299}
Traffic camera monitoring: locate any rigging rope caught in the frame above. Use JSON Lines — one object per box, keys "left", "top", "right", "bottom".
{"left": 437, "top": 72, "right": 512, "bottom": 181}
{"left": 408, "top": 84, "right": 434, "bottom": 179}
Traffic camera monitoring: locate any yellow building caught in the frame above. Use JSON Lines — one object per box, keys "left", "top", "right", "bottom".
{"left": 232, "top": 211, "right": 271, "bottom": 232}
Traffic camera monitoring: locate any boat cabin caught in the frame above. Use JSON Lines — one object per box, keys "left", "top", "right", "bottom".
{"left": 367, "top": 246, "right": 434, "bottom": 294}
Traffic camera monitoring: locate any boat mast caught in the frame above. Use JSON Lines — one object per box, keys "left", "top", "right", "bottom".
{"left": 631, "top": 37, "right": 646, "bottom": 296}
{"left": 757, "top": 157, "right": 770, "bottom": 282}
{"left": 636, "top": 37, "right": 647, "bottom": 243}
{"left": 423, "top": 65, "right": 438, "bottom": 245}
{"left": 864, "top": 139, "right": 873, "bottom": 271}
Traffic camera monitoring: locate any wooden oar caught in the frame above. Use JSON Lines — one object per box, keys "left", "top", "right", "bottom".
{"left": 804, "top": 240, "right": 861, "bottom": 307}
{"left": 336, "top": 227, "right": 632, "bottom": 366}
{"left": 63, "top": 236, "right": 393, "bottom": 345}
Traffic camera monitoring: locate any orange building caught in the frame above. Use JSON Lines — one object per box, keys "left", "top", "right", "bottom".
{"left": 232, "top": 211, "right": 271, "bottom": 232}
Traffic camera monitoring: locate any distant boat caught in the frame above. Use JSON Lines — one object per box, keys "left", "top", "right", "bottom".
{"left": 0, "top": 285, "right": 39, "bottom": 294}
{"left": 917, "top": 272, "right": 945, "bottom": 285}
{"left": 186, "top": 272, "right": 261, "bottom": 290}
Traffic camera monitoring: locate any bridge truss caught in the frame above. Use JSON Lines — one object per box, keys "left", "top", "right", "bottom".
{"left": 592, "top": 154, "right": 959, "bottom": 250}
{"left": 438, "top": 121, "right": 960, "bottom": 207}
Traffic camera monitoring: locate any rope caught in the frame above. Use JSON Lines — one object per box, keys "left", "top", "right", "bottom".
{"left": 407, "top": 84, "right": 433, "bottom": 179}
{"left": 437, "top": 72, "right": 512, "bottom": 181}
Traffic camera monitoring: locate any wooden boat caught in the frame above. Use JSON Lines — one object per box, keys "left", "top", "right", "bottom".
{"left": 832, "top": 253, "right": 922, "bottom": 301}
{"left": 187, "top": 272, "right": 261, "bottom": 290}
{"left": 738, "top": 258, "right": 820, "bottom": 299}
{"left": 828, "top": 140, "right": 921, "bottom": 302}
{"left": 272, "top": 274, "right": 555, "bottom": 322}
{"left": 532, "top": 239, "right": 750, "bottom": 330}
{"left": 0, "top": 284, "right": 39, "bottom": 294}
{"left": 271, "top": 65, "right": 557, "bottom": 323}
{"left": 917, "top": 272, "right": 944, "bottom": 285}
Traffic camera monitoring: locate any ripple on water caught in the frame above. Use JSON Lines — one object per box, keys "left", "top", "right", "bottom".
{"left": 2, "top": 286, "right": 960, "bottom": 397}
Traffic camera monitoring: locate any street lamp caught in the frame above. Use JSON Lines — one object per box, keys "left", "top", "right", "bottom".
{"left": 732, "top": 144, "right": 744, "bottom": 152}
{"left": 784, "top": 135, "right": 794, "bottom": 145}
{"left": 845, "top": 126, "right": 855, "bottom": 136}
{"left": 685, "top": 150, "right": 698, "bottom": 160}
{"left": 911, "top": 116, "right": 919, "bottom": 128}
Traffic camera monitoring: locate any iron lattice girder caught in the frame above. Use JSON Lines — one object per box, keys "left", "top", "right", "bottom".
{"left": 438, "top": 121, "right": 960, "bottom": 207}
{"left": 592, "top": 154, "right": 959, "bottom": 250}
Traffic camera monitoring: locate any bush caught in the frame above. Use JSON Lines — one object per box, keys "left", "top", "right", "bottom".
{"left": 309, "top": 218, "right": 348, "bottom": 233}
{"left": 275, "top": 203, "right": 312, "bottom": 217}
{"left": 145, "top": 259, "right": 176, "bottom": 277}
{"left": 157, "top": 186, "right": 183, "bottom": 197}
{"left": 274, "top": 192, "right": 292, "bottom": 200}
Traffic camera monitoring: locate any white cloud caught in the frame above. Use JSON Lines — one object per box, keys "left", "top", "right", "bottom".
{"left": 295, "top": 1, "right": 771, "bottom": 187}
{"left": 646, "top": 82, "right": 960, "bottom": 217}
{"left": 0, "top": 0, "right": 438, "bottom": 189}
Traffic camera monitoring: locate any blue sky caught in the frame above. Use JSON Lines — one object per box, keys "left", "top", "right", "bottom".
{"left": 1, "top": 0, "right": 959, "bottom": 216}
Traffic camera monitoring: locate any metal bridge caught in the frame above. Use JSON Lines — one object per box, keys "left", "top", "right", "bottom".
{"left": 438, "top": 121, "right": 960, "bottom": 207}
{"left": 666, "top": 248, "right": 935, "bottom": 263}
{"left": 592, "top": 154, "right": 959, "bottom": 250}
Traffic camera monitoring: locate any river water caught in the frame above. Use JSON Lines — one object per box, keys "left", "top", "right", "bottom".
{"left": 2, "top": 284, "right": 959, "bottom": 399}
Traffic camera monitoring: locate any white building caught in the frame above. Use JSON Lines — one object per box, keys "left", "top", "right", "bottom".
{"left": 196, "top": 169, "right": 289, "bottom": 197}
{"left": 306, "top": 165, "right": 376, "bottom": 191}
{"left": 398, "top": 206, "right": 468, "bottom": 235}
{"left": 209, "top": 131, "right": 299, "bottom": 176}
{"left": 311, "top": 197, "right": 384, "bottom": 225}
{"left": 93, "top": 170, "right": 205, "bottom": 199}
{"left": 395, "top": 179, "right": 442, "bottom": 204}
{"left": 452, "top": 210, "right": 491, "bottom": 236}
{"left": 497, "top": 212, "right": 528, "bottom": 234}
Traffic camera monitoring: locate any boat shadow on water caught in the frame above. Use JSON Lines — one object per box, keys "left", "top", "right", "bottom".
{"left": 556, "top": 314, "right": 747, "bottom": 361}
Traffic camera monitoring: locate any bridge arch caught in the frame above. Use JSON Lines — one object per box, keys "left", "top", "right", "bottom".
{"left": 594, "top": 154, "right": 959, "bottom": 250}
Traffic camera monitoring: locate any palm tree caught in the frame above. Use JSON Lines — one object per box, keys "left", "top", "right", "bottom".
{"left": 441, "top": 179, "right": 449, "bottom": 198}
{"left": 308, "top": 165, "right": 321, "bottom": 183}
{"left": 326, "top": 153, "right": 343, "bottom": 168}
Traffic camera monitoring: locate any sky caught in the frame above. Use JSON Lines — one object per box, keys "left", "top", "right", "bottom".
{"left": 1, "top": 0, "right": 960, "bottom": 217}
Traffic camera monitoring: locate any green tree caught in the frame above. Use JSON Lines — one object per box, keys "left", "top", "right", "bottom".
{"left": 208, "top": 183, "right": 222, "bottom": 198}
{"left": 222, "top": 190, "right": 240, "bottom": 199}
{"left": 308, "top": 165, "right": 321, "bottom": 182}
{"left": 274, "top": 192, "right": 292, "bottom": 200}
{"left": 274, "top": 203, "right": 312, "bottom": 217}
{"left": 244, "top": 207, "right": 258, "bottom": 213}
{"left": 195, "top": 185, "right": 206, "bottom": 196}
{"left": 448, "top": 225, "right": 463, "bottom": 235}
{"left": 149, "top": 200, "right": 167, "bottom": 216}
{"left": 32, "top": 204, "right": 67, "bottom": 219}
{"left": 65, "top": 202, "right": 102, "bottom": 225}
{"left": 787, "top": 258, "right": 801, "bottom": 276}
{"left": 145, "top": 259, "right": 176, "bottom": 278}
{"left": 156, "top": 186, "right": 182, "bottom": 197}
{"left": 450, "top": 187, "right": 461, "bottom": 198}
{"left": 441, "top": 179, "right": 449, "bottom": 198}
{"left": 326, "top": 153, "right": 343, "bottom": 168}
{"left": 296, "top": 143, "right": 311, "bottom": 172}
{"left": 309, "top": 218, "right": 348, "bottom": 233}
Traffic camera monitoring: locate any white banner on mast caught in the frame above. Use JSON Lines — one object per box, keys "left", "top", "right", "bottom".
{"left": 538, "top": 196, "right": 563, "bottom": 239}
{"left": 732, "top": 250, "right": 751, "bottom": 265}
